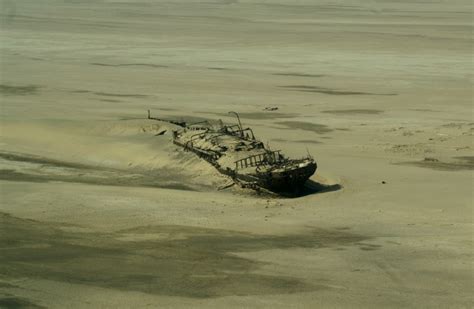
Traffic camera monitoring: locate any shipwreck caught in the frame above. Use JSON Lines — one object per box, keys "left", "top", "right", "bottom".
{"left": 148, "top": 110, "right": 317, "bottom": 193}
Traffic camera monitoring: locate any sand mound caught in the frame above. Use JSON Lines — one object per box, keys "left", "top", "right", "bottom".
{"left": 87, "top": 119, "right": 173, "bottom": 137}
{"left": 0, "top": 119, "right": 226, "bottom": 191}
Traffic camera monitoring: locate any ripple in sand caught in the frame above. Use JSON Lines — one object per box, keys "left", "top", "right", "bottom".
{"left": 397, "top": 156, "right": 474, "bottom": 171}
{"left": 279, "top": 85, "right": 396, "bottom": 96}
{"left": 70, "top": 89, "right": 150, "bottom": 98}
{"left": 276, "top": 121, "right": 333, "bottom": 134}
{"left": 0, "top": 84, "right": 40, "bottom": 96}
{"left": 322, "top": 109, "right": 383, "bottom": 115}
{"left": 91, "top": 63, "right": 168, "bottom": 68}
{"left": 273, "top": 72, "right": 325, "bottom": 78}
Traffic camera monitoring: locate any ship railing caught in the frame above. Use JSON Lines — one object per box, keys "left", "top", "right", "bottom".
{"left": 234, "top": 150, "right": 283, "bottom": 170}
{"left": 222, "top": 124, "right": 240, "bottom": 133}
{"left": 222, "top": 125, "right": 256, "bottom": 140}
{"left": 183, "top": 140, "right": 220, "bottom": 162}
{"left": 188, "top": 130, "right": 209, "bottom": 143}
{"left": 148, "top": 110, "right": 186, "bottom": 127}
{"left": 188, "top": 120, "right": 210, "bottom": 127}
{"left": 187, "top": 126, "right": 208, "bottom": 131}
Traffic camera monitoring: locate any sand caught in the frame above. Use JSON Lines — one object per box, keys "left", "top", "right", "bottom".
{"left": 0, "top": 0, "right": 472, "bottom": 308}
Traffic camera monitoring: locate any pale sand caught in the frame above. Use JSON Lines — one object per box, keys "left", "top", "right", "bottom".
{"left": 0, "top": 0, "right": 472, "bottom": 308}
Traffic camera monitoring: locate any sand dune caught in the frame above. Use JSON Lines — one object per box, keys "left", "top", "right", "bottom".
{"left": 0, "top": 119, "right": 229, "bottom": 192}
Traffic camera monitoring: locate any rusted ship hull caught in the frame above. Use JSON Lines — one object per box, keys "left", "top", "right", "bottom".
{"left": 174, "top": 137, "right": 317, "bottom": 192}
{"left": 265, "top": 162, "right": 317, "bottom": 191}
{"left": 234, "top": 162, "right": 317, "bottom": 192}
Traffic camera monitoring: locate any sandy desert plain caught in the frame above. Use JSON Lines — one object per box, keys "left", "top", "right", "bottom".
{"left": 0, "top": 0, "right": 472, "bottom": 308}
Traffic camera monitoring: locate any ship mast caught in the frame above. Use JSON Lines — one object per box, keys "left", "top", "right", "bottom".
{"left": 228, "top": 111, "right": 244, "bottom": 137}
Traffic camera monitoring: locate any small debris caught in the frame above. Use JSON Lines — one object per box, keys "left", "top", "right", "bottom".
{"left": 155, "top": 129, "right": 167, "bottom": 136}
{"left": 263, "top": 106, "right": 278, "bottom": 111}
{"left": 381, "top": 181, "right": 386, "bottom": 184}
{"left": 218, "top": 182, "right": 235, "bottom": 190}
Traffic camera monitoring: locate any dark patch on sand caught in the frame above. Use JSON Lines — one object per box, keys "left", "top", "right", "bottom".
{"left": 397, "top": 156, "right": 474, "bottom": 171}
{"left": 0, "top": 282, "right": 21, "bottom": 289}
{"left": 455, "top": 156, "right": 474, "bottom": 165}
{"left": 91, "top": 63, "right": 168, "bottom": 68}
{"left": 279, "top": 85, "right": 396, "bottom": 96}
{"left": 295, "top": 139, "right": 322, "bottom": 144}
{"left": 276, "top": 121, "right": 333, "bottom": 134}
{"left": 272, "top": 138, "right": 321, "bottom": 145}
{"left": 100, "top": 99, "right": 122, "bottom": 103}
{"left": 0, "top": 84, "right": 40, "bottom": 96}
{"left": 322, "top": 109, "right": 383, "bottom": 115}
{"left": 93, "top": 92, "right": 149, "bottom": 98}
{"left": 0, "top": 212, "right": 368, "bottom": 298}
{"left": 238, "top": 112, "right": 297, "bottom": 120}
{"left": 207, "top": 67, "right": 231, "bottom": 71}
{"left": 0, "top": 296, "right": 45, "bottom": 309}
{"left": 410, "top": 108, "right": 440, "bottom": 112}
{"left": 273, "top": 73, "right": 325, "bottom": 78}
{"left": 70, "top": 89, "right": 149, "bottom": 98}
{"left": 0, "top": 167, "right": 196, "bottom": 191}
{"left": 160, "top": 115, "right": 216, "bottom": 125}
{"left": 154, "top": 107, "right": 176, "bottom": 111}
{"left": 357, "top": 243, "right": 382, "bottom": 251}
{"left": 0, "top": 152, "right": 197, "bottom": 191}
{"left": 0, "top": 169, "right": 196, "bottom": 191}
{"left": 205, "top": 111, "right": 297, "bottom": 120}
{"left": 0, "top": 170, "right": 49, "bottom": 184}
{"left": 0, "top": 152, "right": 96, "bottom": 170}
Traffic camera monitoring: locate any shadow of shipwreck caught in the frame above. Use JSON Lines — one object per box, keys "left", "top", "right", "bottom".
{"left": 275, "top": 180, "right": 342, "bottom": 198}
